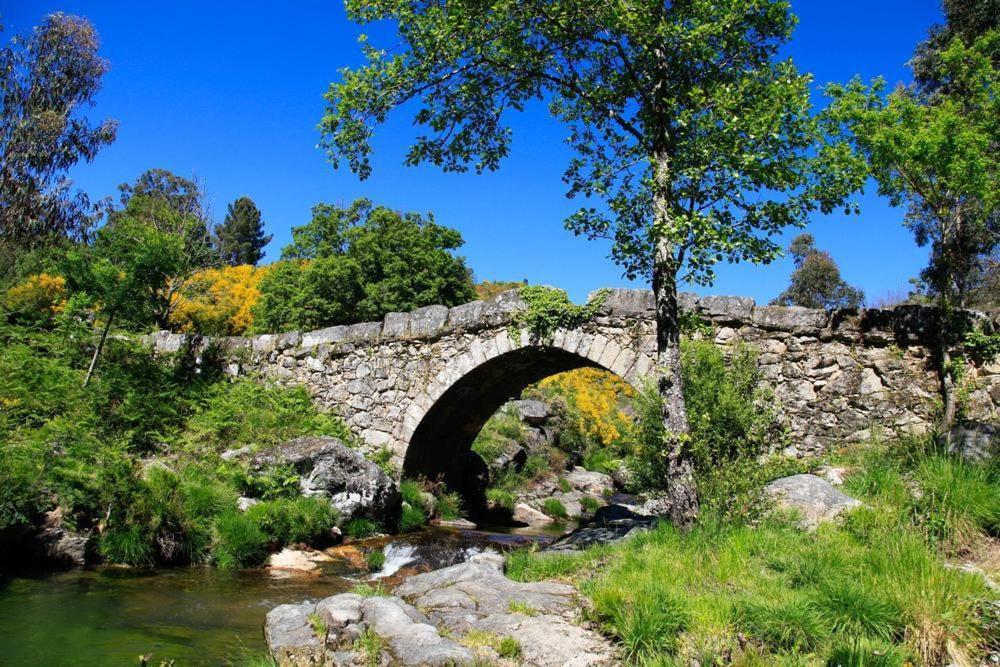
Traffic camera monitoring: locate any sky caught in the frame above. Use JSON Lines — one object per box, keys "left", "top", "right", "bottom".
{"left": 4, "top": 0, "right": 944, "bottom": 304}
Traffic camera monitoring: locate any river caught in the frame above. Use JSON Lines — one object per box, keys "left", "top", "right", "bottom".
{"left": 0, "top": 524, "right": 569, "bottom": 666}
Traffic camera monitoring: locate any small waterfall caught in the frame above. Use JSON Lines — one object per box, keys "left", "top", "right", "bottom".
{"left": 371, "top": 543, "right": 417, "bottom": 579}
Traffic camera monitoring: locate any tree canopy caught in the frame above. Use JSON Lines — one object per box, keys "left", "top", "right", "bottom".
{"left": 771, "top": 233, "right": 864, "bottom": 310}
{"left": 252, "top": 199, "right": 475, "bottom": 332}
{"left": 215, "top": 196, "right": 272, "bottom": 266}
{"left": 0, "top": 13, "right": 117, "bottom": 248}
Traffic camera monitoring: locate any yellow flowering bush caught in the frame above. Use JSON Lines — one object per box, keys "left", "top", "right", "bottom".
{"left": 3, "top": 273, "right": 67, "bottom": 321}
{"left": 537, "top": 367, "right": 635, "bottom": 447}
{"left": 169, "top": 264, "right": 270, "bottom": 335}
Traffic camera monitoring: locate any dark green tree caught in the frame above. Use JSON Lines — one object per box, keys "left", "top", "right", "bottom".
{"left": 215, "top": 196, "right": 272, "bottom": 266}
{"left": 771, "top": 234, "right": 864, "bottom": 309}
{"left": 252, "top": 199, "right": 475, "bottom": 332}
{"left": 318, "top": 0, "right": 861, "bottom": 521}
{"left": 912, "top": 0, "right": 999, "bottom": 91}
{"left": 0, "top": 13, "right": 117, "bottom": 248}
{"left": 62, "top": 217, "right": 186, "bottom": 385}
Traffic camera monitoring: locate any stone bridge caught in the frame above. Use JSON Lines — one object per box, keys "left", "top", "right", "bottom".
{"left": 150, "top": 289, "right": 1000, "bottom": 482}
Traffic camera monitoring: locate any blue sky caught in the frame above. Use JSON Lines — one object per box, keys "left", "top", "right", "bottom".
{"left": 5, "top": 1, "right": 943, "bottom": 303}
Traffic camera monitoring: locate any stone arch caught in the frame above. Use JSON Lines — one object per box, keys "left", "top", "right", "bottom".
{"left": 397, "top": 328, "right": 654, "bottom": 491}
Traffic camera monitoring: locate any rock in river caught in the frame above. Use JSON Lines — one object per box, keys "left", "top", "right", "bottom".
{"left": 252, "top": 436, "right": 401, "bottom": 525}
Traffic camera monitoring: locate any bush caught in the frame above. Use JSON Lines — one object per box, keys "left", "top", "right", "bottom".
{"left": 212, "top": 510, "right": 269, "bottom": 568}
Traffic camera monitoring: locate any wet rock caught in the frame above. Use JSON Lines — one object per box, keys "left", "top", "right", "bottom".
{"left": 269, "top": 548, "right": 326, "bottom": 574}
{"left": 546, "top": 504, "right": 657, "bottom": 551}
{"left": 432, "top": 518, "right": 477, "bottom": 530}
{"left": 765, "top": 474, "right": 863, "bottom": 528}
{"left": 252, "top": 436, "right": 401, "bottom": 525}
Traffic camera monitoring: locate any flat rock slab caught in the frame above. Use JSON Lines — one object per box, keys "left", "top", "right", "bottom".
{"left": 266, "top": 552, "right": 615, "bottom": 666}
{"left": 765, "top": 474, "right": 863, "bottom": 527}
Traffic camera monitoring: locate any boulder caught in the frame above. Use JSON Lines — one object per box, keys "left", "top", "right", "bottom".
{"left": 765, "top": 474, "right": 863, "bottom": 527}
{"left": 546, "top": 504, "right": 657, "bottom": 551}
{"left": 37, "top": 507, "right": 91, "bottom": 568}
{"left": 269, "top": 548, "right": 320, "bottom": 574}
{"left": 510, "top": 399, "right": 549, "bottom": 425}
{"left": 513, "top": 502, "right": 554, "bottom": 525}
{"left": 265, "top": 602, "right": 324, "bottom": 666}
{"left": 565, "top": 467, "right": 614, "bottom": 496}
{"left": 252, "top": 436, "right": 401, "bottom": 525}
{"left": 946, "top": 420, "right": 998, "bottom": 462}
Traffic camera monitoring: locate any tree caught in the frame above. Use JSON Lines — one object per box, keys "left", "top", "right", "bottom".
{"left": 109, "top": 170, "right": 219, "bottom": 327}
{"left": 252, "top": 199, "right": 476, "bottom": 332}
{"left": 824, "top": 30, "right": 999, "bottom": 425}
{"left": 0, "top": 13, "right": 117, "bottom": 248}
{"left": 214, "top": 196, "right": 272, "bottom": 266}
{"left": 319, "top": 0, "right": 860, "bottom": 522}
{"left": 772, "top": 233, "right": 864, "bottom": 309}
{"left": 62, "top": 217, "right": 185, "bottom": 386}
{"left": 169, "top": 264, "right": 271, "bottom": 335}
{"left": 912, "top": 0, "right": 999, "bottom": 91}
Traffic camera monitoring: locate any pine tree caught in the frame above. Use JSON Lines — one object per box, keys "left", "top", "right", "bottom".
{"left": 216, "top": 197, "right": 272, "bottom": 266}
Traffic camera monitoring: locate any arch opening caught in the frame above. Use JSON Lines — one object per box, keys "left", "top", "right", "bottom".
{"left": 401, "top": 345, "right": 630, "bottom": 518}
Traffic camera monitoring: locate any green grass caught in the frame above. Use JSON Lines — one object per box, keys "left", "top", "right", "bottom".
{"left": 211, "top": 510, "right": 269, "bottom": 568}
{"left": 558, "top": 477, "right": 571, "bottom": 492}
{"left": 581, "top": 495, "right": 601, "bottom": 513}
{"left": 399, "top": 503, "right": 427, "bottom": 532}
{"left": 367, "top": 548, "right": 385, "bottom": 572}
{"left": 541, "top": 498, "right": 568, "bottom": 519}
{"left": 486, "top": 487, "right": 516, "bottom": 511}
{"left": 244, "top": 496, "right": 337, "bottom": 546}
{"left": 434, "top": 492, "right": 463, "bottom": 520}
{"left": 344, "top": 517, "right": 380, "bottom": 539}
{"left": 351, "top": 581, "right": 389, "bottom": 597}
{"left": 353, "top": 628, "right": 384, "bottom": 667}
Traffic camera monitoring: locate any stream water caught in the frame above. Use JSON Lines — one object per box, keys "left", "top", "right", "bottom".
{"left": 0, "top": 523, "right": 570, "bottom": 666}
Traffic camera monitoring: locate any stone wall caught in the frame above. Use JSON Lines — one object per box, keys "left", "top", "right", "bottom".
{"left": 148, "top": 289, "right": 999, "bottom": 470}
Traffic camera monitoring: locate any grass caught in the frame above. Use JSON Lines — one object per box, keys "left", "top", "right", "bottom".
{"left": 306, "top": 612, "right": 327, "bottom": 639}
{"left": 507, "top": 599, "right": 538, "bottom": 616}
{"left": 211, "top": 510, "right": 269, "bottom": 568}
{"left": 366, "top": 548, "right": 385, "bottom": 572}
{"left": 505, "top": 441, "right": 998, "bottom": 666}
{"left": 461, "top": 630, "right": 522, "bottom": 660}
{"left": 344, "top": 517, "right": 380, "bottom": 539}
{"left": 486, "top": 488, "right": 516, "bottom": 511}
{"left": 434, "top": 492, "right": 463, "bottom": 520}
{"left": 351, "top": 581, "right": 389, "bottom": 597}
{"left": 399, "top": 503, "right": 427, "bottom": 532}
{"left": 541, "top": 498, "right": 568, "bottom": 519}
{"left": 581, "top": 495, "right": 601, "bottom": 513}
{"left": 353, "top": 628, "right": 384, "bottom": 667}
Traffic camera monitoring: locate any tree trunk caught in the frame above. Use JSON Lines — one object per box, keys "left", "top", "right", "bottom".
{"left": 650, "top": 157, "right": 699, "bottom": 527}
{"left": 83, "top": 311, "right": 114, "bottom": 388}
{"left": 937, "top": 293, "right": 958, "bottom": 429}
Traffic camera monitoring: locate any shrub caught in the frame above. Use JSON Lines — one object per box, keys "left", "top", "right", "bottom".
{"left": 367, "top": 549, "right": 385, "bottom": 572}
{"left": 541, "top": 498, "right": 568, "bottom": 519}
{"left": 212, "top": 510, "right": 269, "bottom": 568}
{"left": 533, "top": 367, "right": 635, "bottom": 449}
{"left": 344, "top": 517, "right": 380, "bottom": 539}
{"left": 168, "top": 264, "right": 270, "bottom": 336}
{"left": 2, "top": 273, "right": 66, "bottom": 324}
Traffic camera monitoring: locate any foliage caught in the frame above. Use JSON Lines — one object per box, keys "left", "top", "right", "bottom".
{"left": 541, "top": 498, "right": 568, "bottom": 520}
{"left": 434, "top": 492, "right": 463, "bottom": 521}
{"left": 2, "top": 272, "right": 67, "bottom": 325}
{"left": 169, "top": 264, "right": 270, "bottom": 335}
{"left": 398, "top": 479, "right": 429, "bottom": 531}
{"left": 0, "top": 13, "right": 117, "bottom": 248}
{"left": 512, "top": 286, "right": 606, "bottom": 342}
{"left": 244, "top": 497, "right": 338, "bottom": 547}
{"left": 580, "top": 496, "right": 601, "bottom": 514}
{"left": 474, "top": 280, "right": 526, "bottom": 301}
{"left": 211, "top": 510, "right": 269, "bottom": 569}
{"left": 215, "top": 197, "right": 272, "bottom": 266}
{"left": 772, "top": 234, "right": 865, "bottom": 309}
{"left": 353, "top": 628, "right": 385, "bottom": 667}
{"left": 344, "top": 518, "right": 380, "bottom": 539}
{"left": 399, "top": 504, "right": 427, "bottom": 533}
{"left": 366, "top": 548, "right": 385, "bottom": 572}
{"left": 182, "top": 377, "right": 351, "bottom": 454}
{"left": 535, "top": 367, "right": 635, "bottom": 450}
{"left": 253, "top": 199, "right": 475, "bottom": 332}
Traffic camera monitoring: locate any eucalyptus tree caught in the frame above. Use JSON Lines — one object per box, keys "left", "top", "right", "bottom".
{"left": 319, "top": 0, "right": 861, "bottom": 522}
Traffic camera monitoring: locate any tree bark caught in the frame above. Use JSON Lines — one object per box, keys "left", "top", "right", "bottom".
{"left": 83, "top": 311, "right": 114, "bottom": 388}
{"left": 650, "top": 157, "right": 699, "bottom": 527}
{"left": 937, "top": 293, "right": 958, "bottom": 429}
